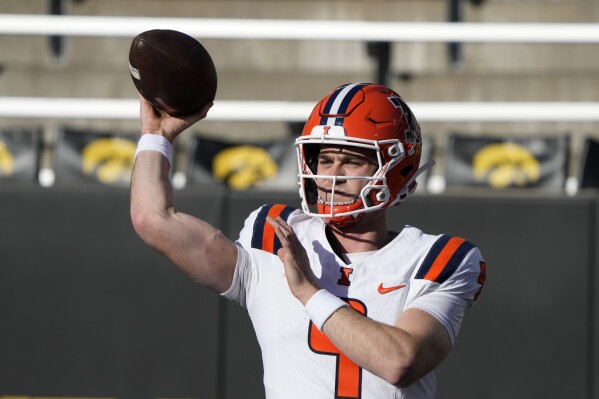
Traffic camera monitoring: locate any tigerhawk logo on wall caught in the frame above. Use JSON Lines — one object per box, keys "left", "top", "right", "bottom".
{"left": 212, "top": 145, "right": 278, "bottom": 190}
{"left": 81, "top": 138, "right": 136, "bottom": 184}
{"left": 186, "top": 134, "right": 297, "bottom": 191}
{"left": 445, "top": 134, "right": 569, "bottom": 191}
{"left": 472, "top": 142, "right": 541, "bottom": 188}
{"left": 0, "top": 139, "right": 15, "bottom": 176}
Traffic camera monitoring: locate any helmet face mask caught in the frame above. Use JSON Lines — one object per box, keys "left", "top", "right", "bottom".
{"left": 295, "top": 83, "right": 425, "bottom": 227}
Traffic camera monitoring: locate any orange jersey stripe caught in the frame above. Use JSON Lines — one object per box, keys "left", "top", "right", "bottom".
{"left": 261, "top": 204, "right": 287, "bottom": 253}
{"left": 423, "top": 237, "right": 466, "bottom": 282}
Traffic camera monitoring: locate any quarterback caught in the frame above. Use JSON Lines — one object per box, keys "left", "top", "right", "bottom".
{"left": 131, "top": 83, "right": 486, "bottom": 398}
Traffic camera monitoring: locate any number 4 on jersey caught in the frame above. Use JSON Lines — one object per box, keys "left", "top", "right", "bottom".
{"left": 308, "top": 298, "right": 367, "bottom": 399}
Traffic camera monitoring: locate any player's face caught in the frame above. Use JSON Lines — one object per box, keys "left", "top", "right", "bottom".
{"left": 315, "top": 145, "right": 378, "bottom": 204}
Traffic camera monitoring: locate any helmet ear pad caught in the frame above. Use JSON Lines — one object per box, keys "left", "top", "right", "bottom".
{"left": 385, "top": 155, "right": 417, "bottom": 204}
{"left": 304, "top": 179, "right": 318, "bottom": 205}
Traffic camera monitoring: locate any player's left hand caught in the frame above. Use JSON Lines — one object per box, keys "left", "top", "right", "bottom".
{"left": 266, "top": 216, "right": 320, "bottom": 305}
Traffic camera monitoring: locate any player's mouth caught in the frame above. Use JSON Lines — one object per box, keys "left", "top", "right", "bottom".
{"left": 317, "top": 196, "right": 358, "bottom": 206}
{"left": 317, "top": 190, "right": 359, "bottom": 206}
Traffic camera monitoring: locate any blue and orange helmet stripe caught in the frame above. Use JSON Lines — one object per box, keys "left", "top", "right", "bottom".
{"left": 319, "top": 83, "right": 369, "bottom": 126}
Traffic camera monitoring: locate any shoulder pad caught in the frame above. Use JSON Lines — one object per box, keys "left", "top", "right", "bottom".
{"left": 415, "top": 234, "right": 476, "bottom": 284}
{"left": 251, "top": 203, "right": 297, "bottom": 254}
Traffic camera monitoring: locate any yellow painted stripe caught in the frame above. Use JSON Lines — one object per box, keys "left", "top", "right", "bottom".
{"left": 0, "top": 397, "right": 116, "bottom": 399}
{"left": 0, "top": 396, "right": 198, "bottom": 399}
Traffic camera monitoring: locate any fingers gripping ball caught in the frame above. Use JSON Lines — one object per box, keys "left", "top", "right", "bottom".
{"left": 129, "top": 29, "right": 217, "bottom": 115}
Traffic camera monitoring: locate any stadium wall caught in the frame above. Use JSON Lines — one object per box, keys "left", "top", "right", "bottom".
{"left": 0, "top": 186, "right": 597, "bottom": 399}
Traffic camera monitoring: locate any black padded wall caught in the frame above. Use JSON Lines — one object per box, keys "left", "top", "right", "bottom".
{"left": 399, "top": 196, "right": 594, "bottom": 399}
{"left": 0, "top": 186, "right": 597, "bottom": 399}
{"left": 0, "top": 187, "right": 224, "bottom": 398}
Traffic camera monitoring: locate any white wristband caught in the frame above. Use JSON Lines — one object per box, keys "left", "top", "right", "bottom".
{"left": 305, "top": 289, "right": 349, "bottom": 331}
{"left": 134, "top": 134, "right": 173, "bottom": 167}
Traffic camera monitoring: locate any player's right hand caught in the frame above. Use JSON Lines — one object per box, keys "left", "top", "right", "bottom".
{"left": 139, "top": 95, "right": 213, "bottom": 142}
{"left": 266, "top": 215, "right": 320, "bottom": 305}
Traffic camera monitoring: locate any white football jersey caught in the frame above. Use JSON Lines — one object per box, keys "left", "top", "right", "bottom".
{"left": 223, "top": 204, "right": 486, "bottom": 399}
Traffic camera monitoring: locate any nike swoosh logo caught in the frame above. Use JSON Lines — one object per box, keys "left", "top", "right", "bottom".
{"left": 378, "top": 283, "right": 406, "bottom": 294}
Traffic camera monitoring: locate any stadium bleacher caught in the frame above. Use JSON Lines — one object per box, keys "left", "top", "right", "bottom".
{"left": 1, "top": 0, "right": 599, "bottom": 192}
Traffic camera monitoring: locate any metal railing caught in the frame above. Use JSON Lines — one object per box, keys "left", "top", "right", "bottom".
{"left": 0, "top": 14, "right": 598, "bottom": 121}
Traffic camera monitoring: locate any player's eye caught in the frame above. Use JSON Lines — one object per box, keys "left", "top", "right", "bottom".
{"left": 345, "top": 157, "right": 365, "bottom": 167}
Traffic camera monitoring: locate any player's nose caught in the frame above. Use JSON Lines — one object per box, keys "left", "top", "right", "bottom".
{"left": 333, "top": 172, "right": 347, "bottom": 185}
{"left": 329, "top": 162, "right": 346, "bottom": 178}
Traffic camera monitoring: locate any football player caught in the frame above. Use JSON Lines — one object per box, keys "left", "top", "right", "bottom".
{"left": 131, "top": 83, "right": 486, "bottom": 398}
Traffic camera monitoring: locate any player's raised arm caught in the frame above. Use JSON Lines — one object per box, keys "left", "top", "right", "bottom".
{"left": 130, "top": 97, "right": 237, "bottom": 294}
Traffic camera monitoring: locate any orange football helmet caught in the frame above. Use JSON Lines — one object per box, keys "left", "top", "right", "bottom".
{"left": 295, "top": 83, "right": 431, "bottom": 227}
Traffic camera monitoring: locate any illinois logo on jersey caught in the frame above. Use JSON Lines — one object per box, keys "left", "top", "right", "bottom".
{"left": 337, "top": 267, "right": 353, "bottom": 286}
{"left": 82, "top": 137, "right": 136, "bottom": 184}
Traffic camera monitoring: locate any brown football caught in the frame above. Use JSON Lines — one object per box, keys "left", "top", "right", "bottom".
{"left": 128, "top": 29, "right": 217, "bottom": 115}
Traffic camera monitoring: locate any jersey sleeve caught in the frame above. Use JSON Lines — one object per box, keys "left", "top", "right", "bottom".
{"left": 407, "top": 236, "right": 486, "bottom": 344}
{"left": 221, "top": 243, "right": 253, "bottom": 307}
{"left": 223, "top": 203, "right": 301, "bottom": 307}
{"left": 236, "top": 203, "right": 299, "bottom": 254}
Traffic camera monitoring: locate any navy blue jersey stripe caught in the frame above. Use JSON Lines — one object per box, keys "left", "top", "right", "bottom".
{"left": 415, "top": 234, "right": 451, "bottom": 279}
{"left": 251, "top": 204, "right": 296, "bottom": 254}
{"left": 271, "top": 205, "right": 296, "bottom": 254}
{"left": 251, "top": 204, "right": 272, "bottom": 250}
{"left": 435, "top": 240, "right": 475, "bottom": 284}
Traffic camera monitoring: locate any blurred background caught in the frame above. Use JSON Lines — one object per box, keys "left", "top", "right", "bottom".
{"left": 0, "top": 1, "right": 597, "bottom": 398}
